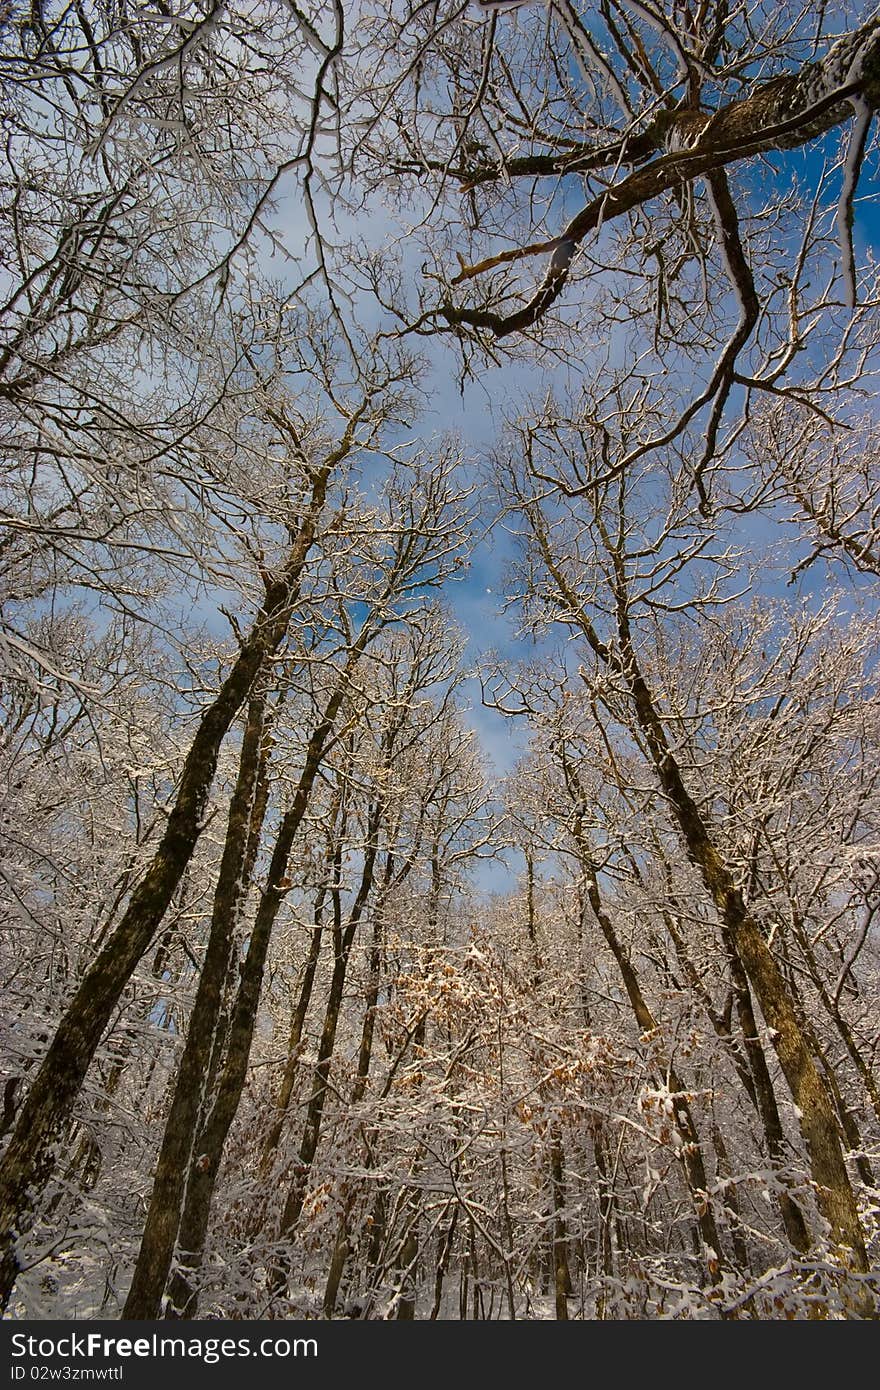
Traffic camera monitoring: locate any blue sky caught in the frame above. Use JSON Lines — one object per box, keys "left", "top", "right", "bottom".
{"left": 420, "top": 132, "right": 880, "bottom": 892}
{"left": 261, "top": 44, "right": 880, "bottom": 900}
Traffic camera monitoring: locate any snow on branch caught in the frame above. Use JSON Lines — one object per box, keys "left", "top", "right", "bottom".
{"left": 837, "top": 97, "right": 874, "bottom": 310}
{"left": 443, "top": 8, "right": 880, "bottom": 338}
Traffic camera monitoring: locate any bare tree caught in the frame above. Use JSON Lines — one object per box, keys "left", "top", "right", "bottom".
{"left": 0, "top": 335, "right": 425, "bottom": 1310}
{"left": 491, "top": 400, "right": 873, "bottom": 1300}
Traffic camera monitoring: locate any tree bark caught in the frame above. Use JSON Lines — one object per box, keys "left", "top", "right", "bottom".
{"left": 0, "top": 535, "right": 317, "bottom": 1309}
{"left": 533, "top": 497, "right": 870, "bottom": 1278}
{"left": 550, "top": 1130, "right": 572, "bottom": 1320}
{"left": 443, "top": 15, "right": 880, "bottom": 337}
{"left": 122, "top": 689, "right": 269, "bottom": 1317}
{"left": 579, "top": 847, "right": 725, "bottom": 1278}
{"left": 717, "top": 925, "right": 812, "bottom": 1253}
{"left": 624, "top": 653, "right": 869, "bottom": 1274}
{"left": 141, "top": 663, "right": 365, "bottom": 1318}
{"left": 266, "top": 796, "right": 385, "bottom": 1297}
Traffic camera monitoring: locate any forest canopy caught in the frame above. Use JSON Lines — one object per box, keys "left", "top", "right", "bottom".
{"left": 1, "top": 0, "right": 880, "bottom": 1320}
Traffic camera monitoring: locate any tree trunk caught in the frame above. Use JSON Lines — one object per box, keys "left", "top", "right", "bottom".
{"left": 0, "top": 461, "right": 339, "bottom": 1310}
{"left": 123, "top": 690, "right": 269, "bottom": 1318}
{"left": 154, "top": 676, "right": 361, "bottom": 1319}
{"left": 258, "top": 868, "right": 336, "bottom": 1174}
{"left": 266, "top": 798, "right": 384, "bottom": 1297}
{"left": 625, "top": 654, "right": 869, "bottom": 1275}
{"left": 429, "top": 1203, "right": 458, "bottom": 1320}
{"left": 592, "top": 1119, "right": 616, "bottom": 1318}
{"left": 717, "top": 925, "right": 812, "bottom": 1253}
{"left": 579, "top": 845, "right": 725, "bottom": 1277}
{"left": 791, "top": 911, "right": 880, "bottom": 1130}
{"left": 322, "top": 1232, "right": 350, "bottom": 1319}
{"left": 531, "top": 494, "right": 870, "bottom": 1287}
{"left": 550, "top": 1130, "right": 572, "bottom": 1319}
{"left": 627, "top": 840, "right": 810, "bottom": 1251}
{"left": 394, "top": 1228, "right": 418, "bottom": 1320}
